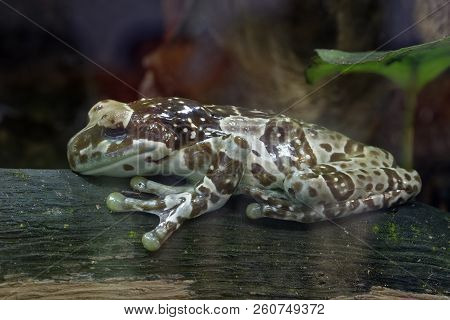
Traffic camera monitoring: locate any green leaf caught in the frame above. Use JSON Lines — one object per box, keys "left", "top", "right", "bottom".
{"left": 306, "top": 37, "right": 450, "bottom": 91}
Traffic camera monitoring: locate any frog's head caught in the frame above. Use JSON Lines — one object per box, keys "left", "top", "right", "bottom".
{"left": 67, "top": 98, "right": 218, "bottom": 176}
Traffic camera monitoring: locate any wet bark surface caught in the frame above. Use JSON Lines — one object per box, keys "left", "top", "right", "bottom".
{"left": 0, "top": 169, "right": 448, "bottom": 299}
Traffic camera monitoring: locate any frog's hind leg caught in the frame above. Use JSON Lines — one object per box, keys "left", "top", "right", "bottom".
{"left": 245, "top": 165, "right": 421, "bottom": 224}
{"left": 246, "top": 191, "right": 410, "bottom": 224}
{"left": 283, "top": 165, "right": 422, "bottom": 222}
{"left": 130, "top": 176, "right": 192, "bottom": 196}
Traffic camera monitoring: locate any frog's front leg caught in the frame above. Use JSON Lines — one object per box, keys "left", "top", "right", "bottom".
{"left": 106, "top": 190, "right": 212, "bottom": 251}
{"left": 107, "top": 135, "right": 249, "bottom": 251}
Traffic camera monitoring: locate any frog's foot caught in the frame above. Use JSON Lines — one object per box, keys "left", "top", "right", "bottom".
{"left": 245, "top": 202, "right": 322, "bottom": 223}
{"left": 243, "top": 185, "right": 323, "bottom": 223}
{"left": 130, "top": 176, "right": 192, "bottom": 196}
{"left": 242, "top": 185, "right": 294, "bottom": 219}
{"left": 106, "top": 191, "right": 208, "bottom": 251}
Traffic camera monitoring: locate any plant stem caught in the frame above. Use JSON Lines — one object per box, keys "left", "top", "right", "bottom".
{"left": 402, "top": 89, "right": 418, "bottom": 170}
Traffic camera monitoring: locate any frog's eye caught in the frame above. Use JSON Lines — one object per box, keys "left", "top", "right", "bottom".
{"left": 104, "top": 127, "right": 127, "bottom": 139}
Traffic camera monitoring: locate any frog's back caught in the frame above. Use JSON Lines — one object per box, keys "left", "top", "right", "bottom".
{"left": 214, "top": 109, "right": 351, "bottom": 171}
{"left": 215, "top": 108, "right": 396, "bottom": 192}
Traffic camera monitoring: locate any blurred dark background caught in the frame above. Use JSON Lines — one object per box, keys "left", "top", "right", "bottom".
{"left": 0, "top": 0, "right": 448, "bottom": 209}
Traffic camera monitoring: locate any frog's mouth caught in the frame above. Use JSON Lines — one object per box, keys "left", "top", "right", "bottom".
{"left": 67, "top": 131, "right": 171, "bottom": 177}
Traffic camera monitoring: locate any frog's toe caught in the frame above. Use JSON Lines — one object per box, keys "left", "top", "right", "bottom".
{"left": 106, "top": 192, "right": 129, "bottom": 212}
{"left": 106, "top": 192, "right": 168, "bottom": 213}
{"left": 142, "top": 231, "right": 161, "bottom": 251}
{"left": 245, "top": 203, "right": 264, "bottom": 219}
{"left": 130, "top": 176, "right": 192, "bottom": 196}
{"left": 141, "top": 220, "right": 179, "bottom": 251}
{"left": 130, "top": 176, "right": 148, "bottom": 192}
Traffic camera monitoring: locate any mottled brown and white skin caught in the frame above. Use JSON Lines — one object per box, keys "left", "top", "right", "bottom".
{"left": 67, "top": 97, "right": 422, "bottom": 251}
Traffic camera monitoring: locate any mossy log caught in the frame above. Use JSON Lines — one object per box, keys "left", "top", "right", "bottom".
{"left": 0, "top": 169, "right": 448, "bottom": 299}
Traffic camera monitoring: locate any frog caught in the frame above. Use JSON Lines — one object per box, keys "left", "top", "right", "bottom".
{"left": 67, "top": 97, "right": 422, "bottom": 251}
